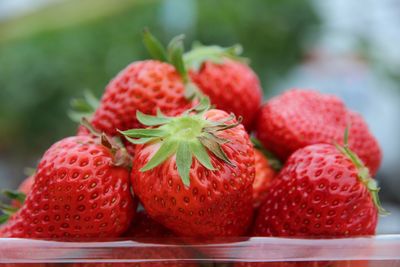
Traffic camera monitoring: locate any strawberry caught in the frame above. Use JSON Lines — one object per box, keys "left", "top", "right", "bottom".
{"left": 255, "top": 89, "right": 381, "bottom": 175}
{"left": 121, "top": 99, "right": 255, "bottom": 237}
{"left": 252, "top": 149, "right": 276, "bottom": 208}
{"left": 0, "top": 135, "right": 136, "bottom": 238}
{"left": 253, "top": 140, "right": 386, "bottom": 237}
{"left": 91, "top": 59, "right": 192, "bottom": 136}
{"left": 87, "top": 31, "right": 195, "bottom": 139}
{"left": 186, "top": 45, "right": 263, "bottom": 130}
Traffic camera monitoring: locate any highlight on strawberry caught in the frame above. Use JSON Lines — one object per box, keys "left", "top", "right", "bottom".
{"left": 120, "top": 97, "right": 255, "bottom": 237}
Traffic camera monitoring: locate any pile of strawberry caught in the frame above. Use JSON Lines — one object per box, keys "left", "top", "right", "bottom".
{"left": 0, "top": 30, "right": 387, "bottom": 261}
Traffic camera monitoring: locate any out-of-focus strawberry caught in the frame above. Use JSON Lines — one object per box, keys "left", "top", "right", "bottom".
{"left": 255, "top": 89, "right": 381, "bottom": 175}
{"left": 186, "top": 44, "right": 262, "bottom": 130}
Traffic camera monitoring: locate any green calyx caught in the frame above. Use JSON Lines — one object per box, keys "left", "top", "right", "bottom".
{"left": 120, "top": 98, "right": 241, "bottom": 187}
{"left": 183, "top": 42, "right": 248, "bottom": 71}
{"left": 335, "top": 128, "right": 389, "bottom": 216}
{"left": 142, "top": 29, "right": 247, "bottom": 101}
{"left": 68, "top": 90, "right": 99, "bottom": 123}
{"left": 0, "top": 190, "right": 26, "bottom": 224}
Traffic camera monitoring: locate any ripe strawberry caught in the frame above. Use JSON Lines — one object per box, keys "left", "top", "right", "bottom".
{"left": 187, "top": 46, "right": 263, "bottom": 129}
{"left": 252, "top": 149, "right": 276, "bottom": 208}
{"left": 0, "top": 135, "right": 135, "bottom": 238}
{"left": 121, "top": 100, "right": 255, "bottom": 237}
{"left": 91, "top": 59, "right": 192, "bottom": 136}
{"left": 253, "top": 141, "right": 386, "bottom": 238}
{"left": 255, "top": 89, "right": 381, "bottom": 175}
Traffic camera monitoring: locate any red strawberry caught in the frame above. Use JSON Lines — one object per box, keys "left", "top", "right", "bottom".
{"left": 91, "top": 60, "right": 192, "bottom": 137}
{"left": 252, "top": 149, "right": 276, "bottom": 208}
{"left": 121, "top": 100, "right": 255, "bottom": 237}
{"left": 253, "top": 142, "right": 386, "bottom": 238}
{"left": 255, "top": 89, "right": 381, "bottom": 175}
{"left": 188, "top": 53, "right": 262, "bottom": 130}
{"left": 0, "top": 135, "right": 135, "bottom": 238}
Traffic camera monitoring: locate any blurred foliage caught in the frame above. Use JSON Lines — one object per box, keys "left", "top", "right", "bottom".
{"left": 0, "top": 0, "right": 319, "bottom": 164}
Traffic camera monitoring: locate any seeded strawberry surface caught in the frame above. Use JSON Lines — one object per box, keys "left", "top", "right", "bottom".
{"left": 0, "top": 136, "right": 135, "bottom": 238}
{"left": 255, "top": 89, "right": 381, "bottom": 175}
{"left": 253, "top": 144, "right": 378, "bottom": 237}
{"left": 92, "top": 60, "right": 192, "bottom": 136}
{"left": 131, "top": 109, "right": 255, "bottom": 237}
{"left": 190, "top": 59, "right": 262, "bottom": 130}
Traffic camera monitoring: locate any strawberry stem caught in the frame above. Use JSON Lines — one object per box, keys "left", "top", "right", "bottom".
{"left": 120, "top": 98, "right": 240, "bottom": 187}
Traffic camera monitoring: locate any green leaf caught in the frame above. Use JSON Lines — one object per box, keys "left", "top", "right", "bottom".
{"left": 142, "top": 28, "right": 168, "bottom": 62}
{"left": 198, "top": 136, "right": 234, "bottom": 166}
{"left": 120, "top": 128, "right": 166, "bottom": 138}
{"left": 203, "top": 132, "right": 229, "bottom": 145}
{"left": 83, "top": 89, "right": 100, "bottom": 110}
{"left": 344, "top": 126, "right": 349, "bottom": 147}
{"left": 167, "top": 34, "right": 188, "bottom": 82}
{"left": 176, "top": 142, "right": 192, "bottom": 187}
{"left": 0, "top": 214, "right": 9, "bottom": 225}
{"left": 184, "top": 43, "right": 248, "bottom": 71}
{"left": 68, "top": 90, "right": 99, "bottom": 123}
{"left": 184, "top": 82, "right": 200, "bottom": 100}
{"left": 2, "top": 190, "right": 26, "bottom": 203}
{"left": 124, "top": 136, "right": 155, "bottom": 145}
{"left": 190, "top": 141, "right": 214, "bottom": 171}
{"left": 194, "top": 96, "right": 211, "bottom": 113}
{"left": 0, "top": 203, "right": 18, "bottom": 215}
{"left": 23, "top": 167, "right": 36, "bottom": 177}
{"left": 141, "top": 140, "right": 178, "bottom": 171}
{"left": 137, "top": 111, "right": 171, "bottom": 126}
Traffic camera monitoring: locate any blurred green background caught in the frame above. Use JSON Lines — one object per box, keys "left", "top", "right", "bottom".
{"left": 0, "top": 0, "right": 319, "bottom": 162}
{"left": 1, "top": 0, "right": 400, "bottom": 233}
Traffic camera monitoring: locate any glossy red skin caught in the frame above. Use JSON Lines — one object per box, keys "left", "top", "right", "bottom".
{"left": 252, "top": 149, "right": 276, "bottom": 208}
{"left": 0, "top": 136, "right": 135, "bottom": 238}
{"left": 190, "top": 60, "right": 262, "bottom": 130}
{"left": 255, "top": 89, "right": 381, "bottom": 176}
{"left": 92, "top": 60, "right": 192, "bottom": 136}
{"left": 253, "top": 144, "right": 378, "bottom": 237}
{"left": 132, "top": 109, "right": 255, "bottom": 237}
